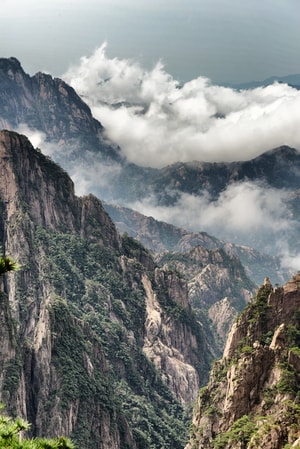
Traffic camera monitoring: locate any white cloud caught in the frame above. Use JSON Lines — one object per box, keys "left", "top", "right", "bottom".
{"left": 63, "top": 44, "right": 300, "bottom": 168}
{"left": 16, "top": 124, "right": 47, "bottom": 149}
{"left": 281, "top": 253, "right": 300, "bottom": 272}
{"left": 127, "top": 181, "right": 295, "bottom": 256}
{"left": 69, "top": 154, "right": 122, "bottom": 197}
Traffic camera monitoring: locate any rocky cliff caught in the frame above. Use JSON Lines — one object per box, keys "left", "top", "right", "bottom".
{"left": 104, "top": 202, "right": 291, "bottom": 347}
{"left": 0, "top": 130, "right": 214, "bottom": 449}
{"left": 0, "top": 57, "right": 120, "bottom": 163}
{"left": 157, "top": 246, "right": 256, "bottom": 346}
{"left": 187, "top": 275, "right": 300, "bottom": 449}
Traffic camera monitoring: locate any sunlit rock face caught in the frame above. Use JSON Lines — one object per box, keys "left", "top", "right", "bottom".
{"left": 187, "top": 274, "right": 300, "bottom": 449}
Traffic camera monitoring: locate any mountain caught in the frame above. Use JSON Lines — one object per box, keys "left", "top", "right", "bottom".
{"left": 1, "top": 57, "right": 299, "bottom": 447}
{"left": 157, "top": 246, "right": 256, "bottom": 344}
{"left": 0, "top": 57, "right": 120, "bottom": 161}
{"left": 141, "top": 146, "right": 300, "bottom": 199}
{"left": 227, "top": 73, "right": 300, "bottom": 90}
{"left": 187, "top": 275, "right": 300, "bottom": 449}
{"left": 0, "top": 57, "right": 299, "bottom": 262}
{"left": 104, "top": 202, "right": 292, "bottom": 345}
{"left": 0, "top": 130, "right": 216, "bottom": 449}
{"left": 0, "top": 56, "right": 294, "bottom": 350}
{"left": 110, "top": 148, "right": 300, "bottom": 258}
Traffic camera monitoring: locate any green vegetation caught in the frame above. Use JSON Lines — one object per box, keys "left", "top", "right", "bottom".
{"left": 276, "top": 362, "right": 298, "bottom": 395}
{"left": 0, "top": 257, "right": 19, "bottom": 276}
{"left": 213, "top": 415, "right": 256, "bottom": 449}
{"left": 0, "top": 404, "right": 74, "bottom": 449}
{"left": 286, "top": 324, "right": 300, "bottom": 348}
{"left": 2, "top": 358, "right": 22, "bottom": 399}
{"left": 246, "top": 283, "right": 272, "bottom": 324}
{"left": 31, "top": 226, "right": 190, "bottom": 449}
{"left": 122, "top": 232, "right": 151, "bottom": 262}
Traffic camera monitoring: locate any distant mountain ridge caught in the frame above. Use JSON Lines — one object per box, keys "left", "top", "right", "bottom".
{"left": 227, "top": 73, "right": 300, "bottom": 90}
{"left": 0, "top": 56, "right": 298, "bottom": 270}
{"left": 103, "top": 201, "right": 290, "bottom": 286}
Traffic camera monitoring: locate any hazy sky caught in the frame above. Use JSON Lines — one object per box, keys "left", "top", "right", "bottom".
{"left": 1, "top": 0, "right": 300, "bottom": 83}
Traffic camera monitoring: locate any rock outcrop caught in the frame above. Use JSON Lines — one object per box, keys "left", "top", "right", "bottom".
{"left": 187, "top": 274, "right": 300, "bottom": 449}
{"left": 157, "top": 246, "right": 256, "bottom": 347}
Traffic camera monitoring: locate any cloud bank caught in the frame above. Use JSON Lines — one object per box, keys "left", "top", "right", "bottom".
{"left": 127, "top": 181, "right": 295, "bottom": 256}
{"left": 63, "top": 43, "right": 300, "bottom": 168}
{"left": 17, "top": 48, "right": 300, "bottom": 272}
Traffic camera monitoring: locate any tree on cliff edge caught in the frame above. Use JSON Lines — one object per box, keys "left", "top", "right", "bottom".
{"left": 0, "top": 257, "right": 19, "bottom": 276}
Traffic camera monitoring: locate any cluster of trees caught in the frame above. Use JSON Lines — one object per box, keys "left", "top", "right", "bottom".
{"left": 0, "top": 404, "right": 74, "bottom": 449}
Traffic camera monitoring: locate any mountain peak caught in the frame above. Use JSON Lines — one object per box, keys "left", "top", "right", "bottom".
{"left": 0, "top": 58, "right": 122, "bottom": 162}
{"left": 0, "top": 57, "right": 23, "bottom": 72}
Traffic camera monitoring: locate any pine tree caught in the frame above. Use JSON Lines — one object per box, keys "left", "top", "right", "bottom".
{"left": 0, "top": 404, "right": 74, "bottom": 449}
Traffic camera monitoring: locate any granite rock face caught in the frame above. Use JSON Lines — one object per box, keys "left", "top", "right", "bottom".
{"left": 187, "top": 274, "right": 300, "bottom": 449}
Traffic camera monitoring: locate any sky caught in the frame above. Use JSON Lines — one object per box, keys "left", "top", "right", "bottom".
{"left": 1, "top": 0, "right": 300, "bottom": 84}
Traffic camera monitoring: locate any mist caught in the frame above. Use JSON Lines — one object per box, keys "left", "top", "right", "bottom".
{"left": 63, "top": 43, "right": 300, "bottom": 168}
{"left": 15, "top": 123, "right": 122, "bottom": 199}
{"left": 126, "top": 181, "right": 297, "bottom": 262}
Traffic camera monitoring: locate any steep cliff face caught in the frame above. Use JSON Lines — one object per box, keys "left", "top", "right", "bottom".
{"left": 0, "top": 130, "right": 213, "bottom": 449}
{"left": 157, "top": 247, "right": 256, "bottom": 346}
{"left": 187, "top": 275, "right": 300, "bottom": 449}
{"left": 142, "top": 266, "right": 215, "bottom": 404}
{"left": 0, "top": 57, "right": 120, "bottom": 161}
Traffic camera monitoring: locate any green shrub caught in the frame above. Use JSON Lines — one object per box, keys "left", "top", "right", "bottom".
{"left": 0, "top": 404, "right": 74, "bottom": 449}
{"left": 213, "top": 415, "right": 256, "bottom": 449}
